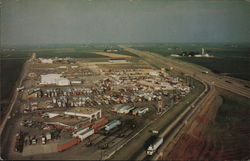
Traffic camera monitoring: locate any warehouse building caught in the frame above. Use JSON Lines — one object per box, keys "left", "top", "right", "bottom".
{"left": 109, "top": 59, "right": 127, "bottom": 63}
{"left": 112, "top": 104, "right": 124, "bottom": 112}
{"left": 56, "top": 78, "right": 70, "bottom": 86}
{"left": 64, "top": 107, "right": 102, "bottom": 121}
{"left": 149, "top": 71, "right": 159, "bottom": 76}
{"left": 117, "top": 105, "right": 135, "bottom": 114}
{"left": 39, "top": 58, "right": 53, "bottom": 64}
{"left": 71, "top": 80, "right": 82, "bottom": 84}
{"left": 40, "top": 74, "right": 70, "bottom": 86}
{"left": 40, "top": 74, "right": 62, "bottom": 85}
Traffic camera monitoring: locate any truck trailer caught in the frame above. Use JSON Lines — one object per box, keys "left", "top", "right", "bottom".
{"left": 57, "top": 138, "right": 80, "bottom": 152}
{"left": 92, "top": 118, "right": 108, "bottom": 132}
{"left": 77, "top": 128, "right": 94, "bottom": 141}
{"left": 105, "top": 120, "right": 121, "bottom": 131}
{"left": 146, "top": 137, "right": 163, "bottom": 155}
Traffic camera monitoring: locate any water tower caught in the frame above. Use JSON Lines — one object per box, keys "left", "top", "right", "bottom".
{"left": 202, "top": 48, "right": 205, "bottom": 55}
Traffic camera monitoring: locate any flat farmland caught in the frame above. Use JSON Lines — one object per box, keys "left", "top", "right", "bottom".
{"left": 132, "top": 44, "right": 250, "bottom": 81}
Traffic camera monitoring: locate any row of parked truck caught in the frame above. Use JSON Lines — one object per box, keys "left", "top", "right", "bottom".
{"left": 15, "top": 118, "right": 129, "bottom": 153}
{"left": 56, "top": 119, "right": 122, "bottom": 152}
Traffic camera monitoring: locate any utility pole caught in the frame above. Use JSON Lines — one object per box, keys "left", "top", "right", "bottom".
{"left": 171, "top": 89, "right": 175, "bottom": 107}
{"left": 157, "top": 100, "right": 163, "bottom": 113}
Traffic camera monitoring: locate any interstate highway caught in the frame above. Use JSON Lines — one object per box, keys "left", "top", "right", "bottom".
{"left": 119, "top": 45, "right": 250, "bottom": 99}
{"left": 118, "top": 45, "right": 249, "bottom": 160}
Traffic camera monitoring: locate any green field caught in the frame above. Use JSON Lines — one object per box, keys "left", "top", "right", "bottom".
{"left": 215, "top": 94, "right": 249, "bottom": 125}
{"left": 0, "top": 51, "right": 31, "bottom": 100}
{"left": 132, "top": 43, "right": 250, "bottom": 80}
{"left": 0, "top": 54, "right": 29, "bottom": 116}
{"left": 36, "top": 51, "right": 107, "bottom": 58}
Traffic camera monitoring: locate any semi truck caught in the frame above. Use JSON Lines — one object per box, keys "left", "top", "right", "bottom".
{"left": 16, "top": 86, "right": 24, "bottom": 92}
{"left": 42, "top": 136, "right": 46, "bottom": 145}
{"left": 202, "top": 71, "right": 209, "bottom": 74}
{"left": 146, "top": 137, "right": 163, "bottom": 155}
{"left": 14, "top": 132, "right": 24, "bottom": 152}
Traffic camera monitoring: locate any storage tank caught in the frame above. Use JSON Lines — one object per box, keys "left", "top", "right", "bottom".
{"left": 105, "top": 120, "right": 121, "bottom": 131}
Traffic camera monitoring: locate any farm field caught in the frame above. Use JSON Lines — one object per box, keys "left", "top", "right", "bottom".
{"left": 132, "top": 43, "right": 250, "bottom": 81}
{"left": 92, "top": 52, "right": 132, "bottom": 58}
{"left": 0, "top": 51, "right": 31, "bottom": 115}
{"left": 34, "top": 45, "right": 138, "bottom": 58}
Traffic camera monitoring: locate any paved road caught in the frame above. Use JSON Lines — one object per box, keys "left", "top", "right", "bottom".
{"left": 119, "top": 45, "right": 250, "bottom": 98}
{"left": 118, "top": 45, "right": 250, "bottom": 160}
{"left": 103, "top": 46, "right": 211, "bottom": 160}
{"left": 137, "top": 79, "right": 213, "bottom": 161}
{"left": 153, "top": 85, "right": 217, "bottom": 160}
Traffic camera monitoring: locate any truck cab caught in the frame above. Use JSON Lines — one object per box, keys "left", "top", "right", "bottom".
{"left": 151, "top": 130, "right": 159, "bottom": 134}
{"left": 32, "top": 136, "right": 37, "bottom": 145}
{"left": 42, "top": 136, "right": 46, "bottom": 145}
{"left": 202, "top": 71, "right": 209, "bottom": 74}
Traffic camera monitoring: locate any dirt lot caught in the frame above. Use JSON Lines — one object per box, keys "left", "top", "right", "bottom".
{"left": 163, "top": 88, "right": 250, "bottom": 160}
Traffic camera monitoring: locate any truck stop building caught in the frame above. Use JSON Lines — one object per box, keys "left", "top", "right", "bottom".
{"left": 64, "top": 107, "right": 102, "bottom": 121}
{"left": 40, "top": 74, "right": 70, "bottom": 86}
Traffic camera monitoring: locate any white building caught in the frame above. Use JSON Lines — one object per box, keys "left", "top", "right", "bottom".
{"left": 56, "top": 78, "right": 70, "bottom": 86}
{"left": 71, "top": 80, "right": 82, "bottom": 84}
{"left": 149, "top": 72, "right": 159, "bottom": 76}
{"left": 71, "top": 66, "right": 79, "bottom": 69}
{"left": 39, "top": 58, "right": 53, "bottom": 64}
{"left": 74, "top": 128, "right": 94, "bottom": 141}
{"left": 40, "top": 74, "right": 70, "bottom": 86}
{"left": 41, "top": 74, "right": 62, "bottom": 85}
{"left": 170, "top": 54, "right": 180, "bottom": 57}
{"left": 44, "top": 112, "right": 59, "bottom": 118}
{"left": 58, "top": 66, "right": 67, "bottom": 69}
{"left": 109, "top": 59, "right": 127, "bottom": 63}
{"left": 117, "top": 105, "right": 134, "bottom": 114}
{"left": 64, "top": 107, "right": 102, "bottom": 121}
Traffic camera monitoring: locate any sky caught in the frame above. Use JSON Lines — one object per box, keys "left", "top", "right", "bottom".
{"left": 1, "top": 0, "right": 250, "bottom": 46}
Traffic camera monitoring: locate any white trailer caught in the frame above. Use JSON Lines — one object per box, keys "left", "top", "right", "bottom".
{"left": 46, "top": 132, "right": 52, "bottom": 140}
{"left": 16, "top": 86, "right": 24, "bottom": 92}
{"left": 138, "top": 107, "right": 149, "bottom": 116}
{"left": 72, "top": 127, "right": 89, "bottom": 137}
{"left": 77, "top": 128, "right": 94, "bottom": 141}
{"left": 146, "top": 137, "right": 163, "bottom": 155}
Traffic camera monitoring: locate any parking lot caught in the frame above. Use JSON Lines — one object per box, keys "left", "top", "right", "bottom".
{"left": 7, "top": 56, "right": 193, "bottom": 160}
